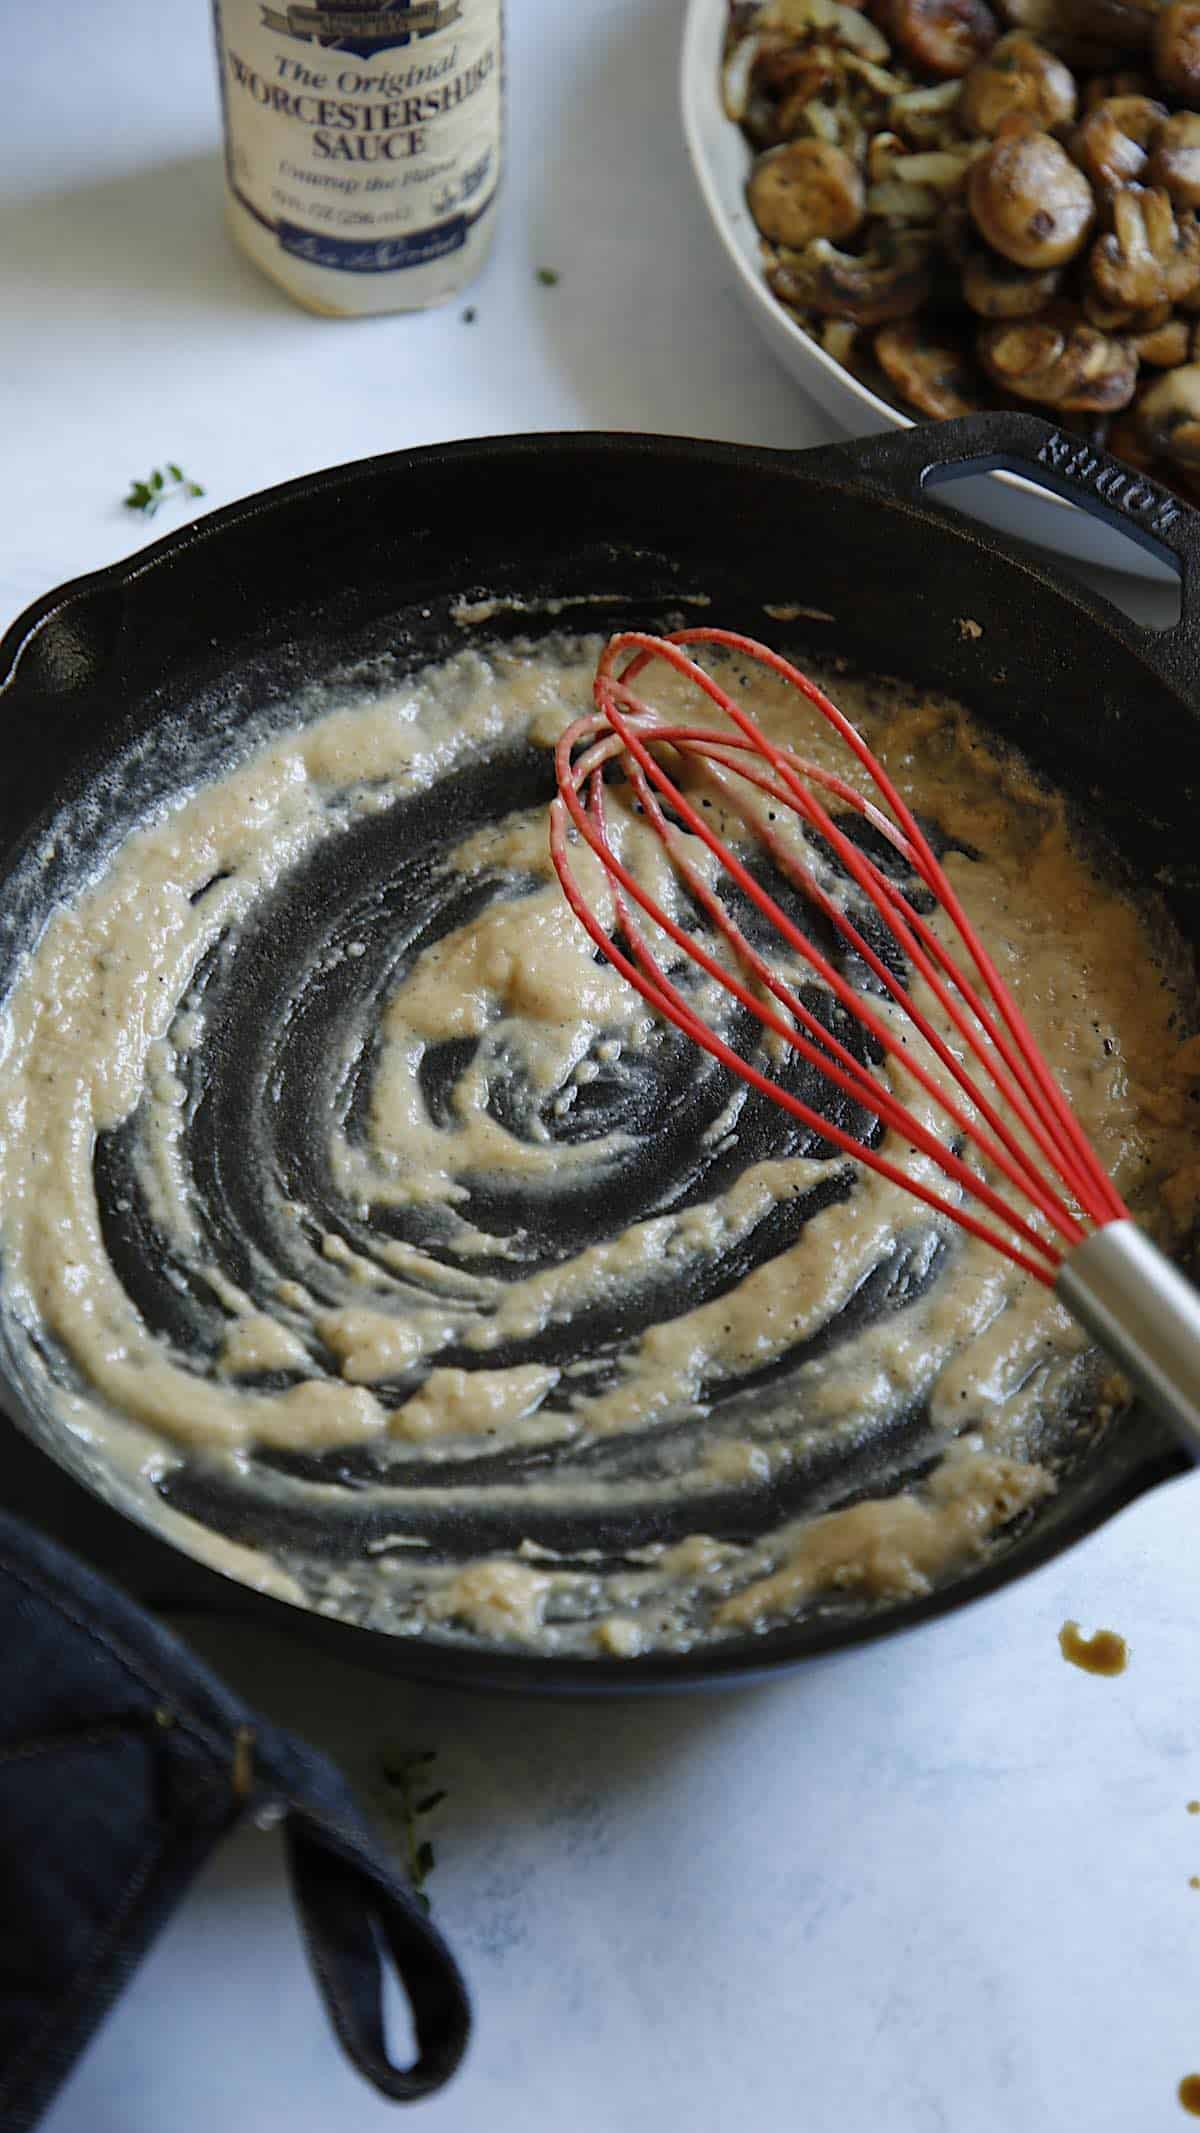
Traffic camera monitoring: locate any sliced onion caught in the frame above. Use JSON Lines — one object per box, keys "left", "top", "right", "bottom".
{"left": 867, "top": 178, "right": 940, "bottom": 222}
{"left": 722, "top": 31, "right": 763, "bottom": 123}
{"left": 893, "top": 149, "right": 971, "bottom": 192}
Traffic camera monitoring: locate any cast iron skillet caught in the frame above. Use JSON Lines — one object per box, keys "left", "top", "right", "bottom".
{"left": 0, "top": 409, "right": 1196, "bottom": 1693}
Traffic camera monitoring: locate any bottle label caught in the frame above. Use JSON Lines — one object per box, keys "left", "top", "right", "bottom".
{"left": 212, "top": 0, "right": 502, "bottom": 273}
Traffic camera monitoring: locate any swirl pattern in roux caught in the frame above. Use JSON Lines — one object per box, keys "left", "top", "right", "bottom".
{"left": 0, "top": 635, "right": 1193, "bottom": 1652}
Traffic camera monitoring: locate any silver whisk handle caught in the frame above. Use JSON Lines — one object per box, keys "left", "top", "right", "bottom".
{"left": 1057, "top": 1220, "right": 1200, "bottom": 1459}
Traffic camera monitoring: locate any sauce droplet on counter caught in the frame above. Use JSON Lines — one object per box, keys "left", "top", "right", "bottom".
{"left": 1190, "top": 1877, "right": 1200, "bottom": 1891}
{"left": 1058, "top": 1620, "right": 1128, "bottom": 1676}
{"left": 1179, "top": 2075, "right": 1200, "bottom": 2115}
{"left": 1189, "top": 1802, "right": 1200, "bottom": 1816}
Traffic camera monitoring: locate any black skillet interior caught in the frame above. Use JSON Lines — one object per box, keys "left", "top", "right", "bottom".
{"left": 0, "top": 409, "right": 1197, "bottom": 1691}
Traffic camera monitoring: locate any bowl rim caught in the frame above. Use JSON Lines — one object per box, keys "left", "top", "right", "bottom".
{"left": 678, "top": 0, "right": 1079, "bottom": 526}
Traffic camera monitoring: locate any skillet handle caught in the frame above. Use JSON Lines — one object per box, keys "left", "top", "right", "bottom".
{"left": 831, "top": 411, "right": 1200, "bottom": 690}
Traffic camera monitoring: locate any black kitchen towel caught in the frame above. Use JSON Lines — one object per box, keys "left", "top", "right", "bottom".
{"left": 0, "top": 1508, "right": 470, "bottom": 2130}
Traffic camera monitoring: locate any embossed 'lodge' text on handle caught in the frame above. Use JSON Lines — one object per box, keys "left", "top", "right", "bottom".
{"left": 1034, "top": 427, "right": 1182, "bottom": 543}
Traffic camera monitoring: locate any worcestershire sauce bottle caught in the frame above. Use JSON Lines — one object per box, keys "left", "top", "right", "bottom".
{"left": 211, "top": 0, "right": 503, "bottom": 314}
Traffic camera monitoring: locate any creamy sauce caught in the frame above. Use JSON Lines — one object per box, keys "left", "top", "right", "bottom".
{"left": 0, "top": 634, "right": 1195, "bottom": 1653}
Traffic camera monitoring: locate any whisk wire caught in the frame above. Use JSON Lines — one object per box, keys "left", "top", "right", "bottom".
{"left": 584, "top": 694, "right": 1078, "bottom": 1250}
{"left": 551, "top": 797, "right": 1059, "bottom": 1283}
{"left": 658, "top": 630, "right": 1127, "bottom": 1226}
{"left": 606, "top": 633, "right": 1121, "bottom": 1224}
{"left": 556, "top": 744, "right": 1063, "bottom": 1275}
{"left": 550, "top": 629, "right": 1133, "bottom": 1287}
{"left": 610, "top": 690, "right": 1097, "bottom": 1233}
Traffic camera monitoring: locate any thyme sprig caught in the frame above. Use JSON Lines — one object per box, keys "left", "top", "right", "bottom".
{"left": 378, "top": 1746, "right": 447, "bottom": 1912}
{"left": 124, "top": 463, "right": 205, "bottom": 517}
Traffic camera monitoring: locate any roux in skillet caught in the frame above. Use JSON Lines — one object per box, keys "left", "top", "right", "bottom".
{"left": 0, "top": 635, "right": 1194, "bottom": 1651}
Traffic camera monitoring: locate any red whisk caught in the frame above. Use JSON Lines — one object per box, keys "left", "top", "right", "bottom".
{"left": 549, "top": 628, "right": 1200, "bottom": 1449}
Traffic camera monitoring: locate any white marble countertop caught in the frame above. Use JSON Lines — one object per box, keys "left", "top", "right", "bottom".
{"left": 4, "top": 2, "right": 1200, "bottom": 2127}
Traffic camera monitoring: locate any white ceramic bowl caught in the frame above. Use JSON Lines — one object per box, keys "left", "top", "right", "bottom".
{"left": 680, "top": 0, "right": 1172, "bottom": 583}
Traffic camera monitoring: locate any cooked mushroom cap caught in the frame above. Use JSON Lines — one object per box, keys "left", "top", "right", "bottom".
{"left": 748, "top": 140, "right": 867, "bottom": 248}
{"left": 1071, "top": 95, "right": 1167, "bottom": 192}
{"left": 960, "top": 31, "right": 1077, "bottom": 133}
{"left": 994, "top": 0, "right": 1148, "bottom": 68}
{"left": 755, "top": 40, "right": 837, "bottom": 98}
{"left": 773, "top": 88, "right": 830, "bottom": 147}
{"left": 1136, "top": 361, "right": 1200, "bottom": 460}
{"left": 993, "top": 0, "right": 1064, "bottom": 31}
{"left": 1088, "top": 184, "right": 1200, "bottom": 309}
{"left": 1131, "top": 313, "right": 1195, "bottom": 362}
{"left": 978, "top": 308, "right": 1138, "bottom": 405}
{"left": 962, "top": 246, "right": 1062, "bottom": 311}
{"left": 769, "top": 47, "right": 851, "bottom": 143}
{"left": 1107, "top": 407, "right": 1160, "bottom": 469}
{"left": 1149, "top": 110, "right": 1200, "bottom": 201}
{"left": 967, "top": 129, "right": 1096, "bottom": 266}
{"left": 741, "top": 35, "right": 866, "bottom": 151}
{"left": 769, "top": 233, "right": 935, "bottom": 321}
{"left": 1072, "top": 1, "right": 1166, "bottom": 58}
{"left": 1081, "top": 68, "right": 1157, "bottom": 111}
{"left": 933, "top": 197, "right": 972, "bottom": 268}
{"left": 875, "top": 318, "right": 983, "bottom": 410}
{"left": 752, "top": 34, "right": 822, "bottom": 94}
{"left": 1153, "top": 3, "right": 1200, "bottom": 103}
{"left": 878, "top": 0, "right": 999, "bottom": 78}
{"left": 1083, "top": 283, "right": 1173, "bottom": 329}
